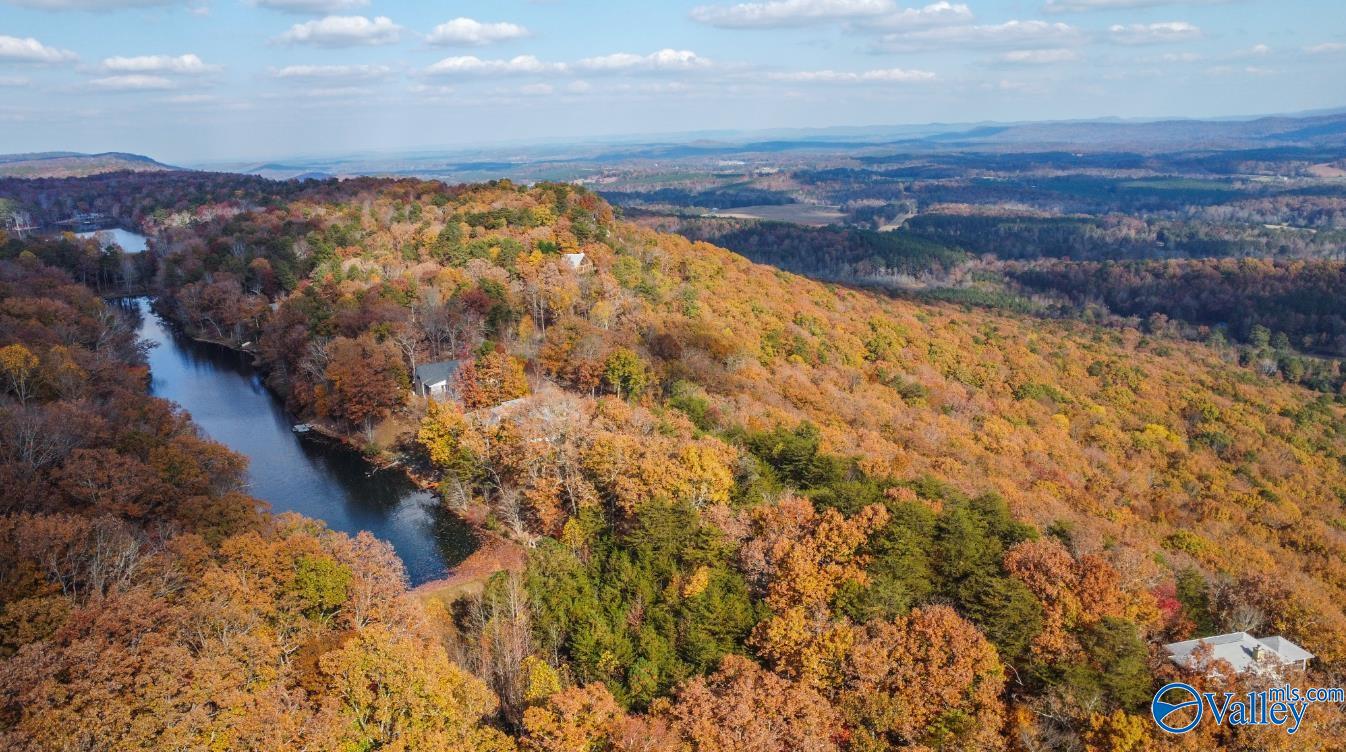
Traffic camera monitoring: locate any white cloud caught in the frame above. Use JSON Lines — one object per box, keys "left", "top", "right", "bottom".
{"left": 519, "top": 83, "right": 553, "bottom": 96}
{"left": 87, "top": 74, "right": 177, "bottom": 90}
{"left": 1, "top": 0, "right": 182, "bottom": 9}
{"left": 250, "top": 0, "right": 369, "bottom": 12}
{"left": 1305, "top": 42, "right": 1345, "bottom": 55}
{"left": 998, "top": 48, "right": 1079, "bottom": 64}
{"left": 1204, "top": 64, "right": 1274, "bottom": 77}
{"left": 0, "top": 75, "right": 30, "bottom": 86}
{"left": 769, "top": 67, "right": 935, "bottom": 82}
{"left": 690, "top": 0, "right": 895, "bottom": 29}
{"left": 100, "top": 53, "right": 219, "bottom": 74}
{"left": 1108, "top": 21, "right": 1201, "bottom": 45}
{"left": 1044, "top": 0, "right": 1230, "bottom": 11}
{"left": 576, "top": 49, "right": 712, "bottom": 73}
{"left": 421, "top": 50, "right": 713, "bottom": 78}
{"left": 1246, "top": 43, "right": 1270, "bottom": 57}
{"left": 1156, "top": 51, "right": 1201, "bottom": 62}
{"left": 282, "top": 85, "right": 372, "bottom": 99}
{"left": 276, "top": 15, "right": 402, "bottom": 46}
{"left": 163, "top": 93, "right": 217, "bottom": 103}
{"left": 567, "top": 80, "right": 593, "bottom": 93}
{"left": 407, "top": 82, "right": 455, "bottom": 97}
{"left": 877, "top": 20, "right": 1080, "bottom": 51}
{"left": 424, "top": 55, "right": 567, "bottom": 77}
{"left": 609, "top": 81, "right": 695, "bottom": 96}
{"left": 426, "top": 18, "right": 530, "bottom": 46}
{"left": 690, "top": 0, "right": 972, "bottom": 30}
{"left": 986, "top": 78, "right": 1049, "bottom": 94}
{"left": 271, "top": 63, "right": 391, "bottom": 80}
{"left": 0, "top": 35, "right": 78, "bottom": 63}
{"left": 864, "top": 2, "right": 972, "bottom": 30}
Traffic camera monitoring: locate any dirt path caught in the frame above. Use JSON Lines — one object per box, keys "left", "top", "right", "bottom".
{"left": 412, "top": 531, "right": 529, "bottom": 605}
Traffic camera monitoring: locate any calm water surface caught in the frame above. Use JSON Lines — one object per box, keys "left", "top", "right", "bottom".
{"left": 130, "top": 298, "right": 475, "bottom": 585}
{"left": 77, "top": 228, "right": 149, "bottom": 254}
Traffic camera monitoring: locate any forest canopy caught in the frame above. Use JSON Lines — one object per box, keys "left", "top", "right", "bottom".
{"left": 3, "top": 174, "right": 1346, "bottom": 750}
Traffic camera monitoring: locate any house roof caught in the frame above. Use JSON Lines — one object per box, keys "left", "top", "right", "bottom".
{"left": 1257, "top": 636, "right": 1314, "bottom": 663}
{"left": 414, "top": 359, "right": 465, "bottom": 387}
{"left": 1164, "top": 632, "right": 1314, "bottom": 673}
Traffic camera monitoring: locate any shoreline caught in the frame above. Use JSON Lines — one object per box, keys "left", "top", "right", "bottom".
{"left": 141, "top": 295, "right": 521, "bottom": 597}
{"left": 410, "top": 529, "right": 528, "bottom": 601}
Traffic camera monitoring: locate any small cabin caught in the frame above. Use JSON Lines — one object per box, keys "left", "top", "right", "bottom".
{"left": 1164, "top": 632, "right": 1313, "bottom": 677}
{"left": 414, "top": 359, "right": 466, "bottom": 399}
{"left": 563, "top": 252, "right": 587, "bottom": 270}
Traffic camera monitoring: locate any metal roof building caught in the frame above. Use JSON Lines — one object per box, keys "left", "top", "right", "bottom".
{"left": 1164, "top": 632, "right": 1313, "bottom": 674}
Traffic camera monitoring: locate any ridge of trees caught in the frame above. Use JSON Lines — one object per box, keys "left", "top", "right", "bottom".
{"left": 5, "top": 175, "right": 1346, "bottom": 749}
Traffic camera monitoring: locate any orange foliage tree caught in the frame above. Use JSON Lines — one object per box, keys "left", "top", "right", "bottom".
{"left": 662, "top": 655, "right": 841, "bottom": 752}
{"left": 841, "top": 605, "right": 1006, "bottom": 751}
{"left": 322, "top": 333, "right": 406, "bottom": 442}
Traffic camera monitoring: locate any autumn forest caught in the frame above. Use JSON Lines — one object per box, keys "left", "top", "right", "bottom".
{"left": 3, "top": 168, "right": 1346, "bottom": 752}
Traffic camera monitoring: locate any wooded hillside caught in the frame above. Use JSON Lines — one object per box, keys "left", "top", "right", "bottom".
{"left": 4, "top": 176, "right": 1346, "bottom": 749}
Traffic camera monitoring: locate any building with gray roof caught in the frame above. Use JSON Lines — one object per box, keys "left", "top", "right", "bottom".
{"left": 1164, "top": 632, "right": 1313, "bottom": 676}
{"left": 414, "top": 359, "right": 466, "bottom": 399}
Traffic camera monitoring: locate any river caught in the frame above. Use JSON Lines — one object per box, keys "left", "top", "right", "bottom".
{"left": 129, "top": 298, "right": 476, "bottom": 585}
{"left": 77, "top": 228, "right": 149, "bottom": 254}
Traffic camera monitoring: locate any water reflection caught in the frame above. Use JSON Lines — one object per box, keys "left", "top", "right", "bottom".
{"left": 127, "top": 298, "right": 474, "bottom": 584}
{"left": 77, "top": 228, "right": 149, "bottom": 254}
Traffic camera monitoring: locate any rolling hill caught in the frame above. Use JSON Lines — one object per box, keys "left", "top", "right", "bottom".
{"left": 4, "top": 175, "right": 1346, "bottom": 750}
{"left": 0, "top": 151, "right": 178, "bottom": 179}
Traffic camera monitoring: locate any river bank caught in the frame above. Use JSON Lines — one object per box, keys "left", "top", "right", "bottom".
{"left": 132, "top": 297, "right": 481, "bottom": 585}
{"left": 412, "top": 531, "right": 528, "bottom": 605}
{"left": 141, "top": 297, "right": 531, "bottom": 598}
{"left": 290, "top": 411, "right": 529, "bottom": 602}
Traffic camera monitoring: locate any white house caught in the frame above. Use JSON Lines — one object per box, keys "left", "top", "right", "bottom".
{"left": 1164, "top": 632, "right": 1313, "bottom": 676}
{"left": 414, "top": 359, "right": 466, "bottom": 399}
{"left": 563, "top": 252, "right": 587, "bottom": 270}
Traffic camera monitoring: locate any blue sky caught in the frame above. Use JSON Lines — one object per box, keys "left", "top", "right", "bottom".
{"left": 0, "top": 0, "right": 1343, "bottom": 163}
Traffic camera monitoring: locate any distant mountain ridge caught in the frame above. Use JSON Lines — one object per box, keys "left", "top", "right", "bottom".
{"left": 0, "top": 151, "right": 178, "bottom": 179}
{"left": 934, "top": 112, "right": 1346, "bottom": 150}
{"left": 191, "top": 107, "right": 1346, "bottom": 182}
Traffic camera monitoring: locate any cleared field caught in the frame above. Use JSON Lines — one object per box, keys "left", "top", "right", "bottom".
{"left": 707, "top": 203, "right": 845, "bottom": 225}
{"left": 1118, "top": 178, "right": 1236, "bottom": 191}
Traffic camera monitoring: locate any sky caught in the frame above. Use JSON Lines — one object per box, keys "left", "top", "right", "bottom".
{"left": 0, "top": 0, "right": 1343, "bottom": 163}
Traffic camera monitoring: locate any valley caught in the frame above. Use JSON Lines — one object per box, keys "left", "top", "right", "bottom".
{"left": 4, "top": 164, "right": 1346, "bottom": 749}
{"left": 1, "top": 2, "right": 1344, "bottom": 744}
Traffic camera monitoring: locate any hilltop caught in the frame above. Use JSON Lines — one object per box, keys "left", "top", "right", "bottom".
{"left": 139, "top": 178, "right": 1346, "bottom": 733}
{"left": 0, "top": 151, "right": 177, "bottom": 179}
